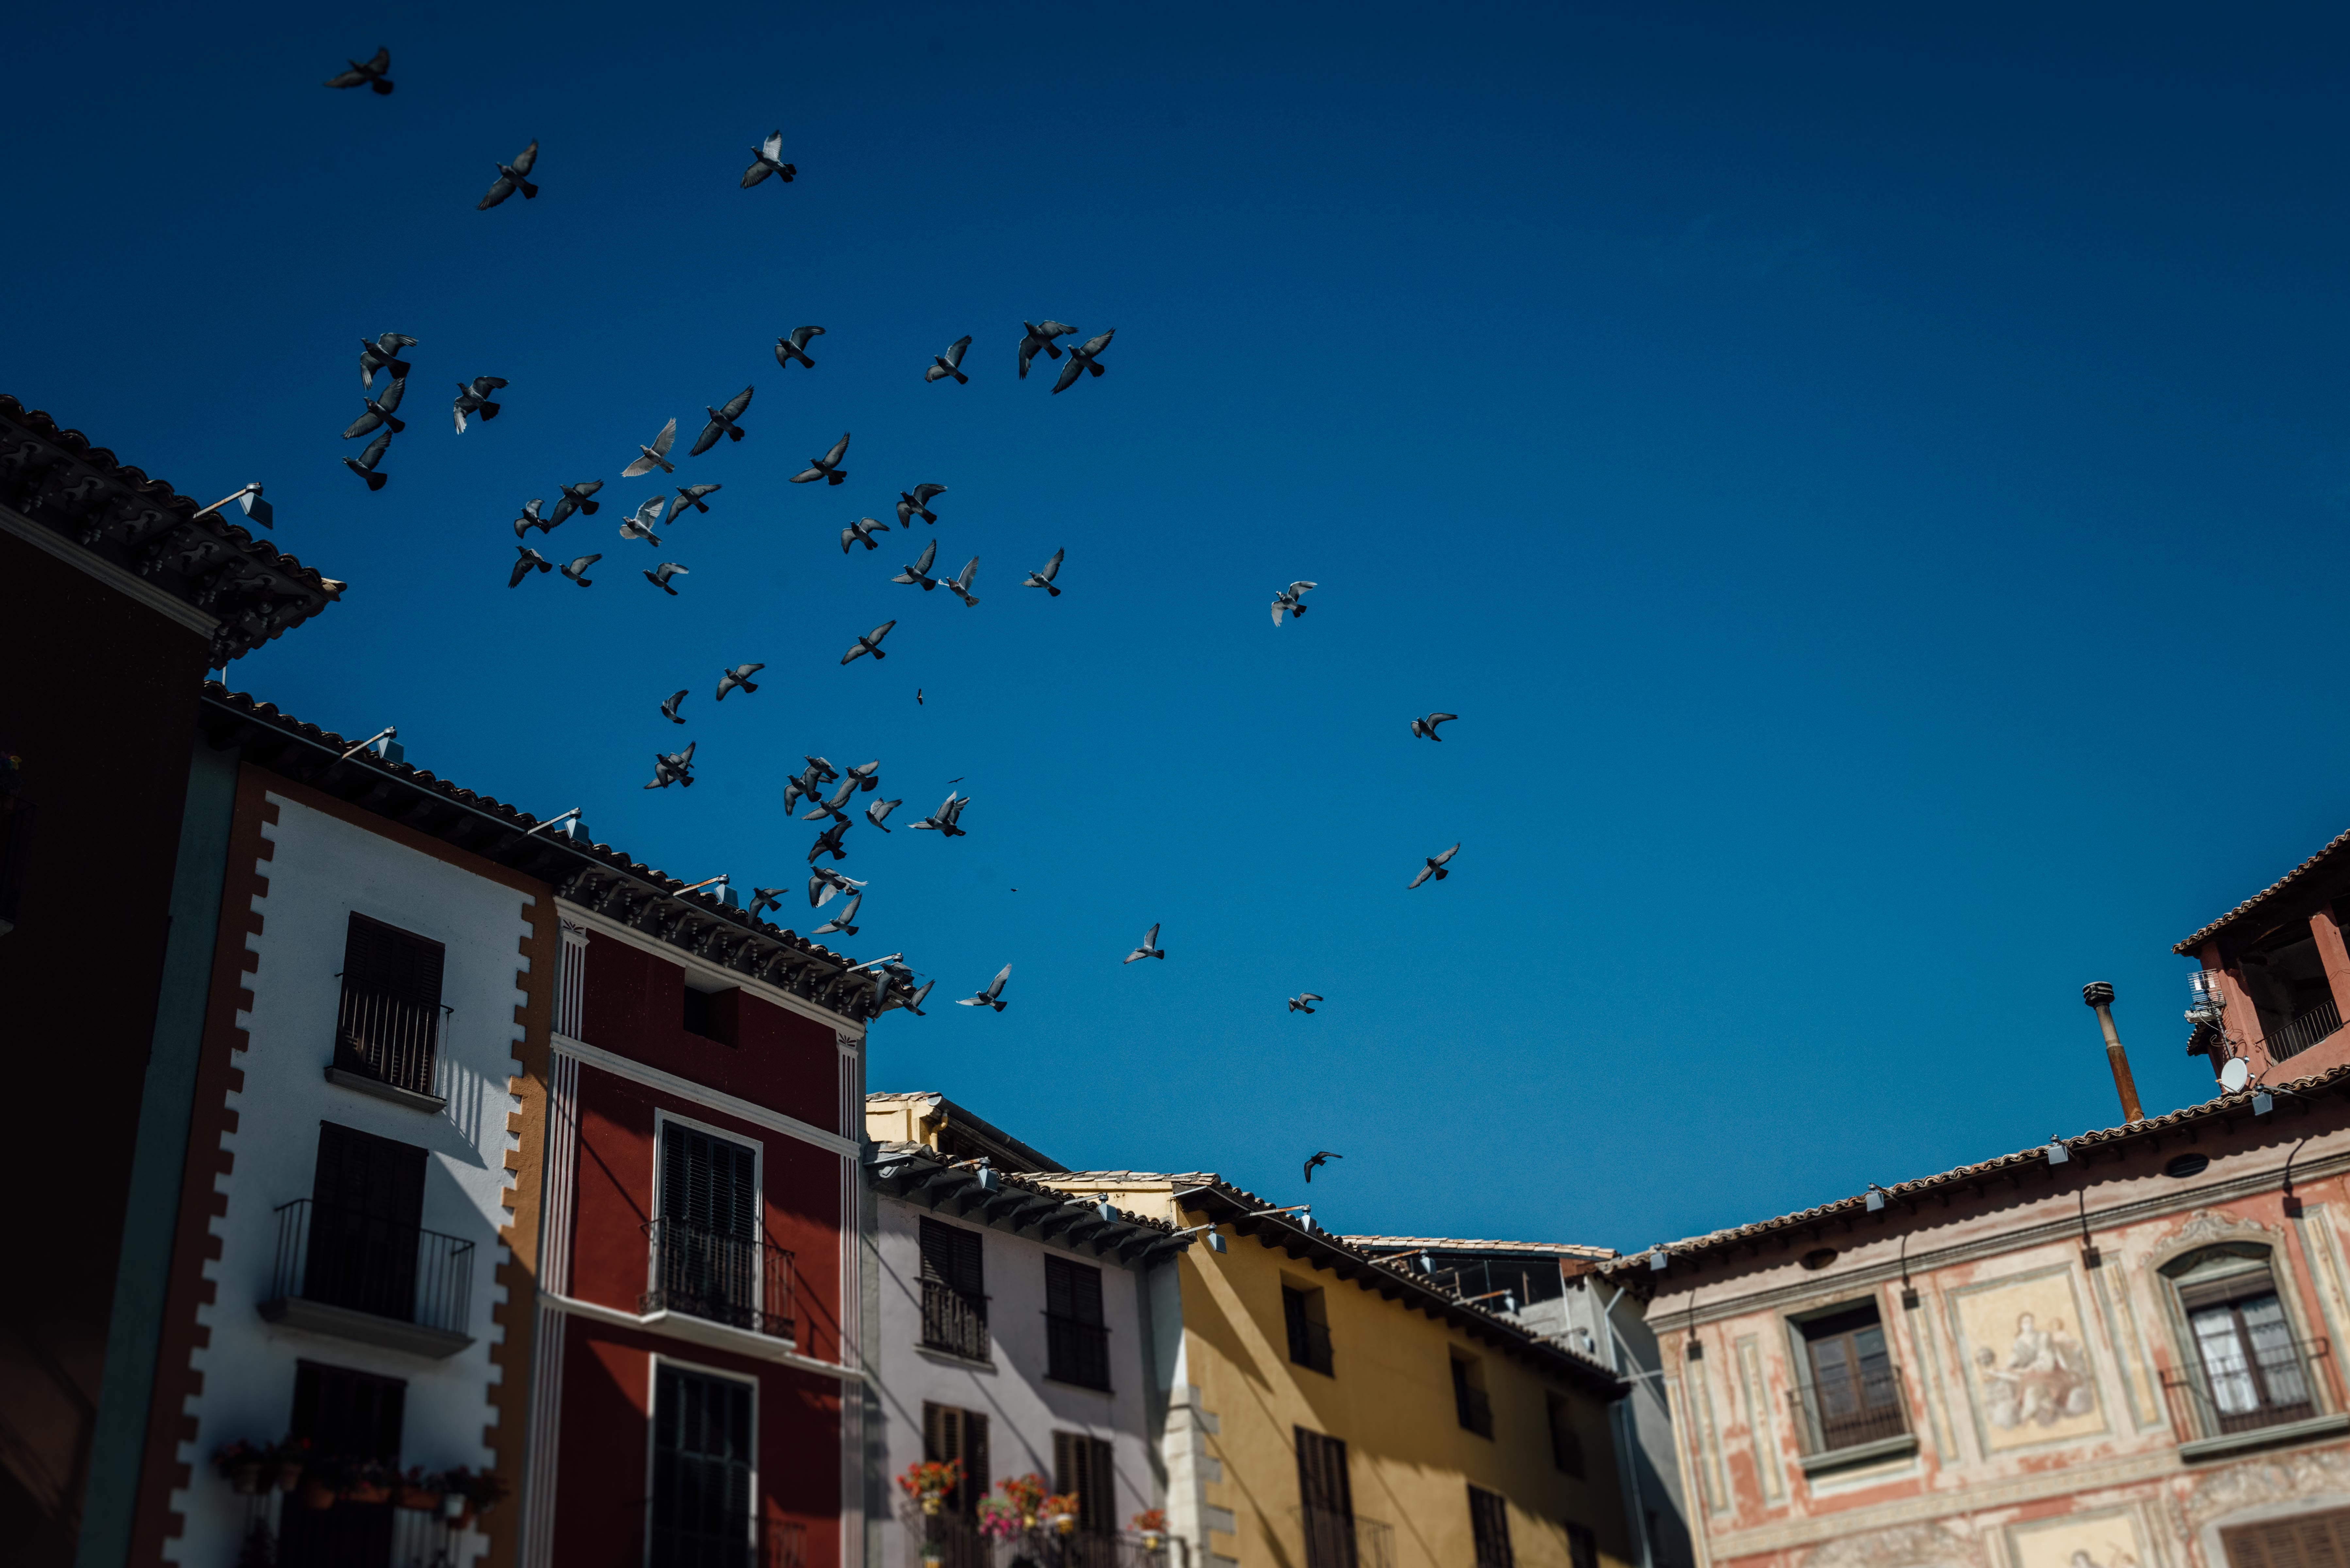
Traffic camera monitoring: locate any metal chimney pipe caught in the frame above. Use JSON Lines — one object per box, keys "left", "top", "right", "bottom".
{"left": 2083, "top": 982, "right": 2145, "bottom": 1124}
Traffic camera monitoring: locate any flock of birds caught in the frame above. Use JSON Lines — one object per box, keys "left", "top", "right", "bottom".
{"left": 318, "top": 45, "right": 1471, "bottom": 1040}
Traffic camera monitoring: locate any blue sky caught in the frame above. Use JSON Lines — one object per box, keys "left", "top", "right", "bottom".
{"left": 14, "top": 2, "right": 2350, "bottom": 1252}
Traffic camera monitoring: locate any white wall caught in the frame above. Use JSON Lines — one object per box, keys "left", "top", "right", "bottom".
{"left": 166, "top": 791, "right": 533, "bottom": 1567}
{"left": 872, "top": 1195, "right": 1163, "bottom": 1568}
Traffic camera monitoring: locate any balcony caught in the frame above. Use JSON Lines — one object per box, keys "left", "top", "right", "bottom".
{"left": 1292, "top": 1508, "right": 1396, "bottom": 1568}
{"left": 2165, "top": 1334, "right": 2350, "bottom": 1459}
{"left": 921, "top": 1278, "right": 991, "bottom": 1362}
{"left": 2268, "top": 997, "right": 2344, "bottom": 1064}
{"left": 642, "top": 1218, "right": 795, "bottom": 1342}
{"left": 1788, "top": 1368, "right": 1916, "bottom": 1473}
{"left": 327, "top": 987, "right": 446, "bottom": 1113}
{"left": 648, "top": 1519, "right": 806, "bottom": 1568}
{"left": 259, "top": 1198, "right": 475, "bottom": 1358}
{"left": 911, "top": 1520, "right": 1181, "bottom": 1568}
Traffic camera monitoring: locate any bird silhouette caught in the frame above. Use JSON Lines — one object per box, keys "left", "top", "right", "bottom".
{"left": 1411, "top": 713, "right": 1458, "bottom": 741}
{"left": 1124, "top": 924, "right": 1165, "bottom": 964}
{"left": 478, "top": 140, "right": 541, "bottom": 209}
{"left": 1303, "top": 1150, "right": 1343, "bottom": 1183}
{"left": 324, "top": 46, "right": 393, "bottom": 94}
{"left": 1288, "top": 993, "right": 1323, "bottom": 1014}
{"left": 1408, "top": 844, "right": 1459, "bottom": 889}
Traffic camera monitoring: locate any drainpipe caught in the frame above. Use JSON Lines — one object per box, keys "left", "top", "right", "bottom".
{"left": 2083, "top": 982, "right": 2145, "bottom": 1124}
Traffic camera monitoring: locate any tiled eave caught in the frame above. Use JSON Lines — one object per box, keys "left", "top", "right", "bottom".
{"left": 199, "top": 684, "right": 910, "bottom": 1024}
{"left": 2174, "top": 823, "right": 2350, "bottom": 954}
{"left": 0, "top": 394, "right": 342, "bottom": 662}
{"left": 865, "top": 1143, "right": 1188, "bottom": 1267}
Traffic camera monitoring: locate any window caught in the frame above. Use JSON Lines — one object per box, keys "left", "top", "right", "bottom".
{"left": 923, "top": 1403, "right": 990, "bottom": 1515}
{"left": 1295, "top": 1428, "right": 1356, "bottom": 1568}
{"left": 336, "top": 912, "right": 444, "bottom": 1097}
{"left": 2168, "top": 1245, "right": 2317, "bottom": 1435}
{"left": 1547, "top": 1395, "right": 1584, "bottom": 1477}
{"left": 920, "top": 1219, "right": 990, "bottom": 1360}
{"left": 1468, "top": 1486, "right": 1513, "bottom": 1568}
{"left": 304, "top": 1122, "right": 427, "bottom": 1321}
{"left": 1052, "top": 1430, "right": 1118, "bottom": 1535}
{"left": 1285, "top": 1284, "right": 1334, "bottom": 1376}
{"left": 1452, "top": 1355, "right": 1493, "bottom": 1438}
{"left": 2221, "top": 1508, "right": 2350, "bottom": 1568}
{"left": 650, "top": 1124, "right": 767, "bottom": 1329}
{"left": 1795, "top": 1304, "right": 1907, "bottom": 1453}
{"left": 1567, "top": 1523, "right": 1599, "bottom": 1568}
{"left": 651, "top": 1365, "right": 755, "bottom": 1568}
{"left": 1045, "top": 1256, "right": 1111, "bottom": 1390}
{"left": 278, "top": 1361, "right": 404, "bottom": 1568}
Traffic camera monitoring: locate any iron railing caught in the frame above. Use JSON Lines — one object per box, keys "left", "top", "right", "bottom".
{"left": 2164, "top": 1333, "right": 2328, "bottom": 1438}
{"left": 652, "top": 1522, "right": 759, "bottom": 1568}
{"left": 335, "top": 986, "right": 444, "bottom": 1098}
{"left": 1455, "top": 1385, "right": 1494, "bottom": 1438}
{"left": 1787, "top": 1368, "right": 1911, "bottom": 1456}
{"left": 1046, "top": 1312, "right": 1112, "bottom": 1390}
{"left": 1290, "top": 1509, "right": 1395, "bottom": 1568}
{"left": 2269, "top": 998, "right": 2344, "bottom": 1063}
{"left": 1288, "top": 1318, "right": 1335, "bottom": 1376}
{"left": 909, "top": 1521, "right": 1181, "bottom": 1568}
{"left": 922, "top": 1278, "right": 991, "bottom": 1360}
{"left": 642, "top": 1218, "right": 795, "bottom": 1341}
{"left": 272, "top": 1198, "right": 474, "bottom": 1333}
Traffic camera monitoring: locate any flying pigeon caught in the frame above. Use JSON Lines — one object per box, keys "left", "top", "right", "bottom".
{"left": 802, "top": 778, "right": 858, "bottom": 823}
{"left": 343, "top": 429, "right": 392, "bottom": 490}
{"left": 808, "top": 866, "right": 864, "bottom": 907}
{"left": 511, "top": 498, "right": 554, "bottom": 538}
{"left": 453, "top": 376, "right": 508, "bottom": 433}
{"left": 551, "top": 479, "right": 604, "bottom": 523}
{"left": 324, "top": 47, "right": 393, "bottom": 94}
{"left": 509, "top": 546, "right": 553, "bottom": 587}
{"left": 749, "top": 886, "right": 787, "bottom": 919}
{"left": 841, "top": 621, "right": 896, "bottom": 663}
{"left": 1410, "top": 713, "right": 1458, "bottom": 741}
{"left": 926, "top": 336, "right": 973, "bottom": 385}
{"left": 1017, "top": 321, "right": 1077, "bottom": 378}
{"left": 842, "top": 518, "right": 889, "bottom": 553}
{"left": 1051, "top": 329, "right": 1115, "bottom": 394}
{"left": 1124, "top": 924, "right": 1165, "bottom": 964}
{"left": 865, "top": 797, "right": 903, "bottom": 832}
{"left": 911, "top": 792, "right": 969, "bottom": 836}
{"left": 1303, "top": 1150, "right": 1342, "bottom": 1183}
{"left": 645, "top": 742, "right": 696, "bottom": 790}
{"left": 775, "top": 326, "right": 824, "bottom": 369}
{"left": 1271, "top": 581, "right": 1317, "bottom": 625}
{"left": 892, "top": 539, "right": 940, "bottom": 590}
{"left": 1023, "top": 549, "right": 1064, "bottom": 596}
{"left": 900, "top": 980, "right": 937, "bottom": 1015}
{"left": 644, "top": 562, "right": 689, "bottom": 595}
{"left": 672, "top": 483, "right": 721, "bottom": 517}
{"left": 916, "top": 689, "right": 924, "bottom": 705}
{"left": 802, "top": 756, "right": 841, "bottom": 785}
{"left": 896, "top": 484, "right": 947, "bottom": 526}
{"left": 691, "top": 388, "right": 753, "bottom": 456}
{"left": 742, "top": 130, "right": 797, "bottom": 188}
{"left": 660, "top": 690, "right": 688, "bottom": 724}
{"left": 624, "top": 418, "right": 678, "bottom": 478}
{"left": 956, "top": 965, "right": 1011, "bottom": 1012}
{"left": 1408, "top": 843, "right": 1459, "bottom": 889}
{"left": 618, "top": 496, "right": 667, "bottom": 545}
{"left": 781, "top": 757, "right": 836, "bottom": 815}
{"left": 343, "top": 378, "right": 407, "bottom": 438}
{"left": 478, "top": 140, "right": 541, "bottom": 209}
{"left": 1288, "top": 993, "right": 1323, "bottom": 1014}
{"left": 716, "top": 663, "right": 765, "bottom": 701}
{"left": 792, "top": 432, "right": 850, "bottom": 485}
{"left": 813, "top": 893, "right": 861, "bottom": 936}
{"left": 807, "top": 818, "right": 850, "bottom": 863}
{"left": 358, "top": 332, "right": 416, "bottom": 389}
{"left": 559, "top": 553, "right": 601, "bottom": 586}
{"left": 943, "top": 557, "right": 979, "bottom": 607}
{"left": 846, "top": 760, "right": 882, "bottom": 792}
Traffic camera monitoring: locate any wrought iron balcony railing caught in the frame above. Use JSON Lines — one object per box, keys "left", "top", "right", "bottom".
{"left": 922, "top": 1278, "right": 991, "bottom": 1361}
{"left": 1787, "top": 1368, "right": 1912, "bottom": 1457}
{"left": 908, "top": 1520, "right": 1183, "bottom": 1568}
{"left": 1046, "top": 1312, "right": 1112, "bottom": 1390}
{"left": 2163, "top": 1334, "right": 2328, "bottom": 1438}
{"left": 270, "top": 1198, "right": 474, "bottom": 1334}
{"left": 642, "top": 1217, "right": 795, "bottom": 1341}
{"left": 2268, "top": 998, "right": 2344, "bottom": 1064}
{"left": 1290, "top": 1508, "right": 1395, "bottom": 1568}
{"left": 333, "top": 986, "right": 445, "bottom": 1099}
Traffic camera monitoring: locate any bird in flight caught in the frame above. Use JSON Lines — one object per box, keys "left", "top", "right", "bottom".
{"left": 842, "top": 517, "right": 889, "bottom": 553}
{"left": 452, "top": 376, "right": 508, "bottom": 433}
{"left": 358, "top": 332, "right": 416, "bottom": 389}
{"left": 511, "top": 499, "right": 555, "bottom": 538}
{"left": 742, "top": 130, "right": 797, "bottom": 187}
{"left": 660, "top": 690, "right": 688, "bottom": 724}
{"left": 479, "top": 140, "right": 541, "bottom": 209}
{"left": 792, "top": 432, "right": 851, "bottom": 485}
{"left": 1410, "top": 713, "right": 1457, "bottom": 741}
{"left": 1023, "top": 550, "right": 1065, "bottom": 596}
{"left": 911, "top": 793, "right": 970, "bottom": 836}
{"left": 624, "top": 418, "right": 678, "bottom": 478}
{"left": 1017, "top": 321, "right": 1077, "bottom": 378}
{"left": 324, "top": 46, "right": 394, "bottom": 94}
{"left": 1302, "top": 1150, "right": 1343, "bottom": 1183}
{"left": 551, "top": 479, "right": 603, "bottom": 523}
{"left": 672, "top": 483, "right": 721, "bottom": 517}
{"left": 808, "top": 866, "right": 864, "bottom": 908}
{"left": 802, "top": 778, "right": 858, "bottom": 824}
{"left": 813, "top": 893, "right": 861, "bottom": 937}
{"left": 1288, "top": 993, "right": 1322, "bottom": 1014}
{"left": 344, "top": 429, "right": 392, "bottom": 491}
{"left": 559, "top": 553, "right": 601, "bottom": 587}
{"left": 841, "top": 621, "right": 896, "bottom": 664}
{"left": 807, "top": 818, "right": 851, "bottom": 863}
{"left": 643, "top": 562, "right": 689, "bottom": 595}
{"left": 926, "top": 335, "right": 973, "bottom": 385}
{"left": 1124, "top": 924, "right": 1165, "bottom": 964}
{"left": 691, "top": 388, "right": 753, "bottom": 456}
{"left": 775, "top": 325, "right": 824, "bottom": 369}
{"left": 892, "top": 539, "right": 940, "bottom": 591}
{"left": 916, "top": 689, "right": 925, "bottom": 706}
{"left": 343, "top": 378, "right": 407, "bottom": 439}
{"left": 618, "top": 497, "right": 666, "bottom": 546}
{"left": 956, "top": 965, "right": 1012, "bottom": 1013}
{"left": 1408, "top": 844, "right": 1459, "bottom": 889}
{"left": 897, "top": 484, "right": 947, "bottom": 526}
{"left": 900, "top": 979, "right": 937, "bottom": 1015}
{"left": 942, "top": 557, "right": 980, "bottom": 608}
{"left": 749, "top": 886, "right": 788, "bottom": 920}
{"left": 1271, "top": 581, "right": 1317, "bottom": 625}
{"left": 509, "top": 546, "right": 553, "bottom": 588}
{"left": 864, "top": 796, "right": 903, "bottom": 832}
{"left": 846, "top": 760, "right": 882, "bottom": 792}
{"left": 645, "top": 743, "right": 696, "bottom": 790}
{"left": 716, "top": 664, "right": 765, "bottom": 701}
{"left": 1052, "top": 329, "right": 1115, "bottom": 394}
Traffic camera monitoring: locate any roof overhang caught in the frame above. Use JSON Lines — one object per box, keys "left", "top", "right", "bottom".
{"left": 867, "top": 1145, "right": 1189, "bottom": 1266}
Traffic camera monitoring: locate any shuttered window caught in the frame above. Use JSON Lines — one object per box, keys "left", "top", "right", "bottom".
{"left": 661, "top": 1124, "right": 758, "bottom": 1239}
{"left": 1046, "top": 1257, "right": 1111, "bottom": 1390}
{"left": 651, "top": 1365, "right": 756, "bottom": 1568}
{"left": 923, "top": 1403, "right": 990, "bottom": 1515}
{"left": 919, "top": 1219, "right": 990, "bottom": 1359}
{"left": 1295, "top": 1428, "right": 1356, "bottom": 1568}
{"left": 1548, "top": 1395, "right": 1585, "bottom": 1477}
{"left": 1052, "top": 1431, "right": 1117, "bottom": 1536}
{"left": 1468, "top": 1487, "right": 1514, "bottom": 1568}
{"left": 336, "top": 913, "right": 446, "bottom": 1095}
{"left": 305, "top": 1123, "right": 428, "bottom": 1320}
{"left": 2223, "top": 1511, "right": 2350, "bottom": 1568}
{"left": 279, "top": 1362, "right": 405, "bottom": 1568}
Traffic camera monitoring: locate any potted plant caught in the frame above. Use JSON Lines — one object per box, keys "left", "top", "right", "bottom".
{"left": 1044, "top": 1495, "right": 1080, "bottom": 1536}
{"left": 395, "top": 1467, "right": 441, "bottom": 1512}
{"left": 465, "top": 1468, "right": 511, "bottom": 1520}
{"left": 214, "top": 1440, "right": 266, "bottom": 1495}
{"left": 1000, "top": 1475, "right": 1048, "bottom": 1532}
{"left": 298, "top": 1454, "right": 344, "bottom": 1511}
{"left": 274, "top": 1438, "right": 309, "bottom": 1494}
{"left": 977, "top": 1496, "right": 1021, "bottom": 1543}
{"left": 344, "top": 1460, "right": 392, "bottom": 1506}
{"left": 897, "top": 1460, "right": 962, "bottom": 1518}
{"left": 1133, "top": 1510, "right": 1167, "bottom": 1553}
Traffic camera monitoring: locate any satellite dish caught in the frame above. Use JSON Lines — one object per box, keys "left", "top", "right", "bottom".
{"left": 2221, "top": 1058, "right": 2250, "bottom": 1093}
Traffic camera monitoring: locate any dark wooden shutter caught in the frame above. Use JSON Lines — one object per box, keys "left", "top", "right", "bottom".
{"left": 343, "top": 913, "right": 446, "bottom": 1007}
{"left": 925, "top": 1403, "right": 990, "bottom": 1516}
{"left": 662, "top": 1124, "right": 758, "bottom": 1239}
{"left": 652, "top": 1366, "right": 755, "bottom": 1567}
{"left": 306, "top": 1123, "right": 427, "bottom": 1319}
{"left": 1046, "top": 1257, "right": 1105, "bottom": 1325}
{"left": 2223, "top": 1510, "right": 2350, "bottom": 1568}
{"left": 966, "top": 1412, "right": 990, "bottom": 1516}
{"left": 1050, "top": 1431, "right": 1116, "bottom": 1530}
{"left": 1295, "top": 1428, "right": 1356, "bottom": 1568}
{"left": 1469, "top": 1487, "right": 1514, "bottom": 1568}
{"left": 281, "top": 1362, "right": 405, "bottom": 1568}
{"left": 921, "top": 1219, "right": 986, "bottom": 1297}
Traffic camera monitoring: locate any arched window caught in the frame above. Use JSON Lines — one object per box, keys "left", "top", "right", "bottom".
{"left": 2160, "top": 1243, "right": 2315, "bottom": 1436}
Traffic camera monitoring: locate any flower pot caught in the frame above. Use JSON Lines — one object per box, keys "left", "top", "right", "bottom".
{"left": 346, "top": 1482, "right": 390, "bottom": 1506}
{"left": 301, "top": 1481, "right": 337, "bottom": 1511}
{"left": 276, "top": 1461, "right": 304, "bottom": 1493}
{"left": 443, "top": 1494, "right": 469, "bottom": 1521}
{"left": 1141, "top": 1534, "right": 1162, "bottom": 1553}
{"left": 398, "top": 1486, "right": 440, "bottom": 1511}
{"left": 231, "top": 1461, "right": 264, "bottom": 1495}
{"left": 922, "top": 1497, "right": 942, "bottom": 1517}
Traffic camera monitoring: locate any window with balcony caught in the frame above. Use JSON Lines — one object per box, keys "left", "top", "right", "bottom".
{"left": 922, "top": 1404, "right": 992, "bottom": 1568}
{"left": 647, "top": 1123, "right": 790, "bottom": 1339}
{"left": 1053, "top": 1429, "right": 1118, "bottom": 1551}
{"left": 1285, "top": 1283, "right": 1334, "bottom": 1376}
{"left": 1046, "top": 1256, "right": 1111, "bottom": 1390}
{"left": 277, "top": 1360, "right": 404, "bottom": 1568}
{"left": 2163, "top": 1244, "right": 2325, "bottom": 1445}
{"left": 331, "top": 913, "right": 446, "bottom": 1109}
{"left": 2233, "top": 923, "right": 2344, "bottom": 1064}
{"left": 920, "top": 1219, "right": 989, "bottom": 1361}
{"left": 261, "top": 1123, "right": 474, "bottom": 1357}
{"left": 1788, "top": 1304, "right": 1910, "bottom": 1462}
{"left": 1452, "top": 1354, "right": 1493, "bottom": 1438}
{"left": 1468, "top": 1486, "right": 1514, "bottom": 1568}
{"left": 651, "top": 1364, "right": 756, "bottom": 1568}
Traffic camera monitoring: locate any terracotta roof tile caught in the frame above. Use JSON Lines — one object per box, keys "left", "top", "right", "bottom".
{"left": 2174, "top": 824, "right": 2350, "bottom": 953}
